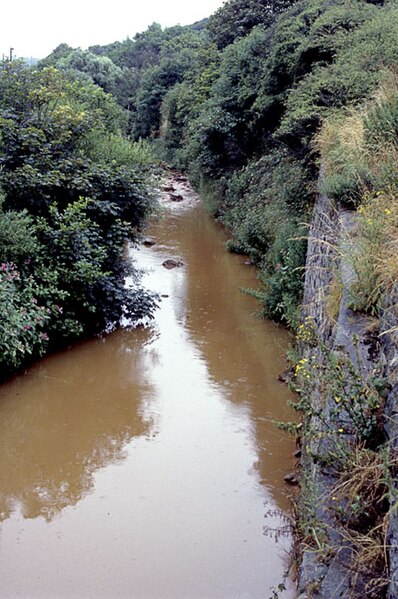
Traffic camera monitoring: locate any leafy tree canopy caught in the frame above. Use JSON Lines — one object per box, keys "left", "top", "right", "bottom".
{"left": 0, "top": 60, "right": 157, "bottom": 376}
{"left": 207, "top": 0, "right": 297, "bottom": 49}
{"left": 56, "top": 49, "right": 123, "bottom": 95}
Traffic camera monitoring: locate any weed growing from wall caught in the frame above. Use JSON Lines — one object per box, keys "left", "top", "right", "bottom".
{"left": 285, "top": 317, "right": 394, "bottom": 596}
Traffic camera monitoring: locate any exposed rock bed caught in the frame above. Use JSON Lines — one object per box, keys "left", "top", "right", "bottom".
{"left": 157, "top": 171, "right": 199, "bottom": 211}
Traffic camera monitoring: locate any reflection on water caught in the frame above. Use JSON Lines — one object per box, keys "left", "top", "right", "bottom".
{"left": 145, "top": 201, "right": 295, "bottom": 510}
{"left": 0, "top": 327, "right": 156, "bottom": 522}
{"left": 0, "top": 191, "right": 296, "bottom": 598}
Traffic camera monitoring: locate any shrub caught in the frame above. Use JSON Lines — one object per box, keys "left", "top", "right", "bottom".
{"left": 216, "top": 151, "right": 311, "bottom": 326}
{"left": 0, "top": 61, "right": 158, "bottom": 376}
{"left": 348, "top": 191, "right": 398, "bottom": 315}
{"left": 0, "top": 263, "right": 50, "bottom": 373}
{"left": 317, "top": 72, "right": 398, "bottom": 315}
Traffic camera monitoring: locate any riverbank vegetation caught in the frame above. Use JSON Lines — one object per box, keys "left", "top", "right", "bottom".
{"left": 6, "top": 0, "right": 392, "bottom": 339}
{"left": 0, "top": 61, "right": 157, "bottom": 377}
{"left": 68, "top": 0, "right": 397, "bottom": 328}
{"left": 318, "top": 73, "right": 398, "bottom": 316}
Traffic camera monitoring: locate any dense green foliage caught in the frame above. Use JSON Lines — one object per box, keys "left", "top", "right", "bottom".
{"left": 3, "top": 0, "right": 398, "bottom": 374}
{"left": 86, "top": 0, "right": 397, "bottom": 326}
{"left": 207, "top": 0, "right": 297, "bottom": 49}
{"left": 30, "top": 0, "right": 398, "bottom": 328}
{"left": 0, "top": 60, "right": 157, "bottom": 377}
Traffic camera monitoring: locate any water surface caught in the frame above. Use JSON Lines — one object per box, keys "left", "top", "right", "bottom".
{"left": 0, "top": 181, "right": 295, "bottom": 598}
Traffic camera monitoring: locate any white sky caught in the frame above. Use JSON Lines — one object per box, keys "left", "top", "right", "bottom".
{"left": 1, "top": 0, "right": 226, "bottom": 60}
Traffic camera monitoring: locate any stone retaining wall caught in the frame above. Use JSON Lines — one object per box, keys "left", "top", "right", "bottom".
{"left": 297, "top": 176, "right": 396, "bottom": 597}
{"left": 380, "top": 287, "right": 398, "bottom": 598}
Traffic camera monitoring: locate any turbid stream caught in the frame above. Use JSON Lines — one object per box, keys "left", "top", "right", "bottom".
{"left": 0, "top": 176, "right": 295, "bottom": 598}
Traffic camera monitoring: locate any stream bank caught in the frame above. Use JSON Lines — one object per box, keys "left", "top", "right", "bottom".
{"left": 296, "top": 176, "right": 398, "bottom": 598}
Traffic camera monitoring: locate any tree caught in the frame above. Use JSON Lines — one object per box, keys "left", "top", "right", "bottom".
{"left": 56, "top": 49, "right": 123, "bottom": 95}
{"left": 0, "top": 61, "right": 157, "bottom": 376}
{"left": 182, "top": 27, "right": 272, "bottom": 177}
{"left": 131, "top": 28, "right": 211, "bottom": 139}
{"left": 39, "top": 43, "right": 75, "bottom": 67}
{"left": 207, "top": 0, "right": 297, "bottom": 49}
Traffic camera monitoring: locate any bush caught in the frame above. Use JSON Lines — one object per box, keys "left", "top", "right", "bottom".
{"left": 0, "top": 263, "right": 51, "bottom": 373}
{"left": 0, "top": 61, "right": 158, "bottom": 377}
{"left": 217, "top": 151, "right": 311, "bottom": 325}
{"left": 278, "top": 1, "right": 398, "bottom": 148}
{"left": 259, "top": 221, "right": 308, "bottom": 327}
{"left": 317, "top": 72, "right": 398, "bottom": 315}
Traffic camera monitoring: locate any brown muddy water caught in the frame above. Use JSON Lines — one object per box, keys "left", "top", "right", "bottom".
{"left": 0, "top": 177, "right": 296, "bottom": 598}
